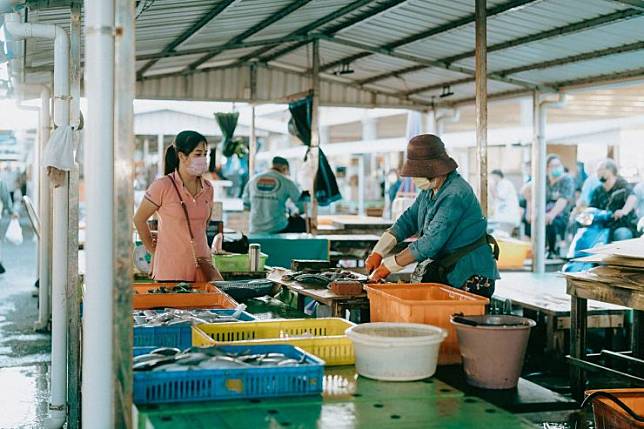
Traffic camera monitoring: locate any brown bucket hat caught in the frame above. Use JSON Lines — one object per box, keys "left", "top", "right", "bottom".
{"left": 400, "top": 134, "right": 458, "bottom": 178}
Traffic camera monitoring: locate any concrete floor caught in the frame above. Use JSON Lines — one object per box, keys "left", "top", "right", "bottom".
{"left": 0, "top": 225, "right": 50, "bottom": 429}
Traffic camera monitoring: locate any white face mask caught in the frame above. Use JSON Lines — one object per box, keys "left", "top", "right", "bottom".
{"left": 413, "top": 177, "right": 433, "bottom": 191}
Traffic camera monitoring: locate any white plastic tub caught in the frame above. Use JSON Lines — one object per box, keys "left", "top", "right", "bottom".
{"left": 345, "top": 322, "right": 447, "bottom": 381}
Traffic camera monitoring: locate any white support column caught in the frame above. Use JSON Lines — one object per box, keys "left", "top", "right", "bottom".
{"left": 82, "top": 0, "right": 115, "bottom": 426}
{"left": 532, "top": 92, "right": 546, "bottom": 274}
{"left": 143, "top": 138, "right": 149, "bottom": 168}
{"left": 309, "top": 39, "right": 320, "bottom": 233}
{"left": 35, "top": 85, "right": 51, "bottom": 332}
{"left": 361, "top": 117, "right": 377, "bottom": 141}
{"left": 532, "top": 93, "right": 566, "bottom": 274}
{"left": 157, "top": 133, "right": 164, "bottom": 177}
{"left": 358, "top": 155, "right": 365, "bottom": 216}
{"left": 249, "top": 64, "right": 257, "bottom": 178}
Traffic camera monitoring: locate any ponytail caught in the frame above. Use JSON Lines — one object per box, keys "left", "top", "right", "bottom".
{"left": 164, "top": 145, "right": 178, "bottom": 175}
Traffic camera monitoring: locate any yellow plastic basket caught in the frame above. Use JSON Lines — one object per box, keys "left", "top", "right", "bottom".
{"left": 193, "top": 318, "right": 356, "bottom": 366}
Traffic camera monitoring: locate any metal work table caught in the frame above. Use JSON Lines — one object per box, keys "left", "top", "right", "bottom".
{"left": 268, "top": 269, "right": 369, "bottom": 319}
{"left": 565, "top": 273, "right": 644, "bottom": 400}
{"left": 494, "top": 272, "right": 626, "bottom": 358}
{"left": 134, "top": 367, "right": 537, "bottom": 429}
{"left": 317, "top": 215, "right": 393, "bottom": 236}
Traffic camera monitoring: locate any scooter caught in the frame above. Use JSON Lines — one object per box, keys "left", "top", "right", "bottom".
{"left": 562, "top": 208, "right": 613, "bottom": 273}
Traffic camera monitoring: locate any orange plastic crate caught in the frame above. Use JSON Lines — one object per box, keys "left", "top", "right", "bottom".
{"left": 586, "top": 389, "right": 644, "bottom": 429}
{"left": 365, "top": 283, "right": 488, "bottom": 365}
{"left": 132, "top": 282, "right": 238, "bottom": 310}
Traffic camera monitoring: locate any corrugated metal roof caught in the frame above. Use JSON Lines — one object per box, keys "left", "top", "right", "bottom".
{"left": 16, "top": 0, "right": 644, "bottom": 107}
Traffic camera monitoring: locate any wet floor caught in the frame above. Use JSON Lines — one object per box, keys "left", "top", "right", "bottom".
{"left": 0, "top": 224, "right": 50, "bottom": 429}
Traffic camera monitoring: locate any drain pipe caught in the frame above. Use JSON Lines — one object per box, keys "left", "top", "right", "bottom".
{"left": 13, "top": 84, "right": 52, "bottom": 332}
{"left": 5, "top": 13, "right": 69, "bottom": 429}
{"left": 531, "top": 92, "right": 566, "bottom": 274}
{"left": 434, "top": 108, "right": 460, "bottom": 135}
{"left": 14, "top": 83, "right": 52, "bottom": 331}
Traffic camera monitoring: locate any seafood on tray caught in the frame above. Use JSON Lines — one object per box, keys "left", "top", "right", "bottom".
{"left": 133, "top": 306, "right": 247, "bottom": 327}
{"left": 282, "top": 269, "right": 361, "bottom": 287}
{"left": 138, "top": 282, "right": 199, "bottom": 294}
{"left": 133, "top": 347, "right": 309, "bottom": 372}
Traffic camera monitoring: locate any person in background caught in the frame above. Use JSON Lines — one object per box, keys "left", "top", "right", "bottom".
{"left": 242, "top": 156, "right": 306, "bottom": 234}
{"left": 0, "top": 178, "right": 18, "bottom": 274}
{"left": 133, "top": 130, "right": 222, "bottom": 282}
{"left": 589, "top": 159, "right": 639, "bottom": 241}
{"left": 386, "top": 169, "right": 402, "bottom": 202}
{"left": 488, "top": 169, "right": 520, "bottom": 235}
{"left": 519, "top": 181, "right": 532, "bottom": 238}
{"left": 544, "top": 154, "right": 575, "bottom": 258}
{"left": 634, "top": 180, "right": 644, "bottom": 221}
{"left": 366, "top": 135, "right": 498, "bottom": 298}
{"left": 576, "top": 159, "right": 602, "bottom": 210}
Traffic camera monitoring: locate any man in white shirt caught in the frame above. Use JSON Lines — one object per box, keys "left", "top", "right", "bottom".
{"left": 489, "top": 169, "right": 520, "bottom": 235}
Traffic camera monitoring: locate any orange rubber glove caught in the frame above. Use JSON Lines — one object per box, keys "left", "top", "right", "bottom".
{"left": 365, "top": 253, "right": 383, "bottom": 273}
{"left": 369, "top": 264, "right": 391, "bottom": 282}
{"left": 369, "top": 255, "right": 404, "bottom": 282}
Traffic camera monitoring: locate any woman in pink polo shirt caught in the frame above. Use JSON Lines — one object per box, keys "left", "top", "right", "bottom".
{"left": 134, "top": 130, "right": 222, "bottom": 282}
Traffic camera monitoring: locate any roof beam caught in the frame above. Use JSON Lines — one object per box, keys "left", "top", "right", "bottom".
{"left": 232, "top": 0, "right": 388, "bottom": 65}
{"left": 495, "top": 40, "right": 644, "bottom": 76}
{"left": 319, "top": 34, "right": 541, "bottom": 90}
{"left": 136, "top": 0, "right": 236, "bottom": 79}
{"left": 609, "top": 0, "right": 644, "bottom": 11}
{"left": 552, "top": 66, "right": 644, "bottom": 90}
{"left": 399, "top": 40, "right": 644, "bottom": 96}
{"left": 135, "top": 33, "right": 312, "bottom": 62}
{"left": 442, "top": 8, "right": 644, "bottom": 65}
{"left": 184, "top": 0, "right": 313, "bottom": 72}
{"left": 320, "top": 0, "right": 541, "bottom": 73}
{"left": 435, "top": 68, "right": 644, "bottom": 107}
{"left": 136, "top": 63, "right": 424, "bottom": 108}
{"left": 352, "top": 8, "right": 644, "bottom": 88}
{"left": 402, "top": 77, "right": 476, "bottom": 97}
{"left": 259, "top": 0, "right": 408, "bottom": 64}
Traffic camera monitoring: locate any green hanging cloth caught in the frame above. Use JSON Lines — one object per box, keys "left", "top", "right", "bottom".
{"left": 288, "top": 96, "right": 342, "bottom": 207}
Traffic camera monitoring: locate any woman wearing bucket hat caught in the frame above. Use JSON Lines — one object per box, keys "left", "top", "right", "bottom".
{"left": 366, "top": 134, "right": 500, "bottom": 297}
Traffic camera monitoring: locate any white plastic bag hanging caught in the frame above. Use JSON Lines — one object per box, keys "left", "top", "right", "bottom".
{"left": 43, "top": 125, "right": 75, "bottom": 172}
{"left": 5, "top": 217, "right": 23, "bottom": 246}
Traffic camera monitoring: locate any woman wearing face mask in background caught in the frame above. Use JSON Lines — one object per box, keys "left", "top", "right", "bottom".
{"left": 366, "top": 135, "right": 499, "bottom": 298}
{"left": 544, "top": 154, "right": 576, "bottom": 258}
{"left": 589, "top": 158, "right": 639, "bottom": 241}
{"left": 134, "top": 130, "right": 223, "bottom": 282}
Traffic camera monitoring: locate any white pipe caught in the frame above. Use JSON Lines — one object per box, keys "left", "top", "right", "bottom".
{"left": 532, "top": 93, "right": 567, "bottom": 274}
{"left": 13, "top": 83, "right": 52, "bottom": 331}
{"left": 36, "top": 85, "right": 51, "bottom": 331}
{"left": 435, "top": 108, "right": 460, "bottom": 136}
{"left": 5, "top": 14, "right": 70, "bottom": 429}
{"left": 157, "top": 133, "right": 163, "bottom": 177}
{"left": 82, "top": 0, "right": 115, "bottom": 426}
{"left": 358, "top": 155, "right": 365, "bottom": 216}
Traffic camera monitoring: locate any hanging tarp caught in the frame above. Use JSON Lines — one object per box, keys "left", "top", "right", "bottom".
{"left": 288, "top": 96, "right": 341, "bottom": 207}
{"left": 215, "top": 112, "right": 247, "bottom": 158}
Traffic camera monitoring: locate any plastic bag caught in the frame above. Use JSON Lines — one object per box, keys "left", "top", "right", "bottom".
{"left": 43, "top": 125, "right": 75, "bottom": 171}
{"left": 5, "top": 218, "right": 23, "bottom": 246}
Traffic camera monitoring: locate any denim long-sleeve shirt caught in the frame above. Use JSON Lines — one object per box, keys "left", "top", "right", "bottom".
{"left": 389, "top": 172, "right": 499, "bottom": 288}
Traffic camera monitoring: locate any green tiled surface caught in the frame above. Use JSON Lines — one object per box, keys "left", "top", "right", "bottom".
{"left": 135, "top": 367, "right": 536, "bottom": 429}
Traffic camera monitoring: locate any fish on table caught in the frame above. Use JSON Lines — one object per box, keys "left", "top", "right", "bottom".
{"left": 133, "top": 347, "right": 309, "bottom": 372}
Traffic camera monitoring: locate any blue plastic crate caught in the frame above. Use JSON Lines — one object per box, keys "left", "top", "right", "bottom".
{"left": 133, "top": 309, "right": 256, "bottom": 349}
{"left": 133, "top": 324, "right": 193, "bottom": 349}
{"left": 133, "top": 345, "right": 324, "bottom": 404}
